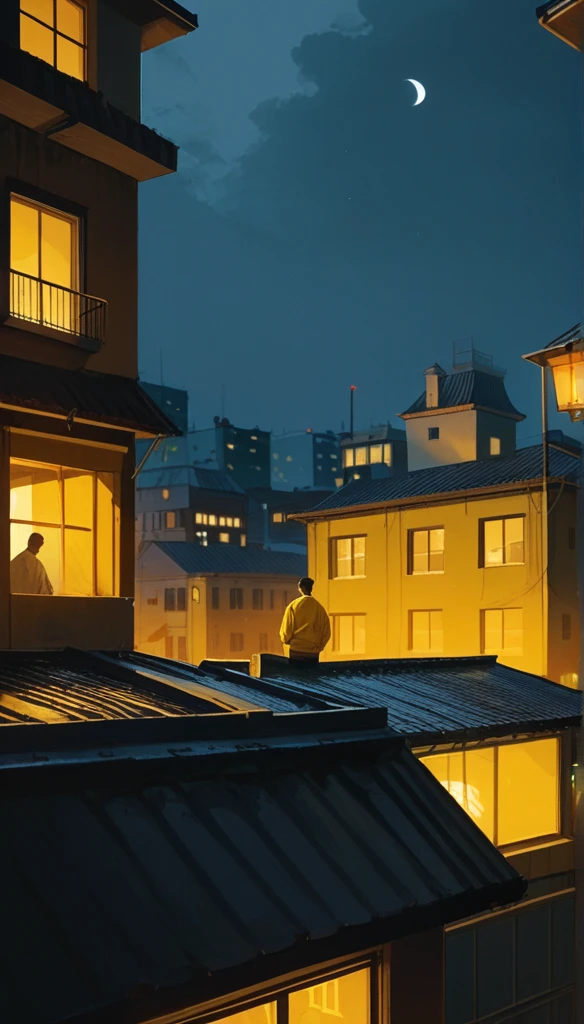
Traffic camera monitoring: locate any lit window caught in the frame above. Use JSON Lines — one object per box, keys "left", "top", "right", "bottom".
{"left": 195, "top": 530, "right": 208, "bottom": 546}
{"left": 226, "top": 463, "right": 234, "bottom": 470}
{"left": 481, "top": 516, "right": 524, "bottom": 566}
{"left": 331, "top": 536, "right": 366, "bottom": 578}
{"left": 410, "top": 610, "right": 443, "bottom": 652}
{"left": 249, "top": 448, "right": 256, "bottom": 453}
{"left": 229, "top": 587, "right": 243, "bottom": 610}
{"left": 226, "top": 443, "right": 235, "bottom": 450}
{"left": 164, "top": 588, "right": 176, "bottom": 612}
{"left": 330, "top": 453, "right": 338, "bottom": 460}
{"left": 316, "top": 453, "right": 323, "bottom": 459}
{"left": 195, "top": 513, "right": 203, "bottom": 524}
{"left": 9, "top": 458, "right": 118, "bottom": 597}
{"left": 273, "top": 453, "right": 279, "bottom": 460}
{"left": 482, "top": 608, "right": 523, "bottom": 655}
{"left": 166, "top": 511, "right": 176, "bottom": 529}
{"left": 408, "top": 527, "right": 444, "bottom": 574}
{"left": 490, "top": 436, "right": 501, "bottom": 456}
{"left": 331, "top": 614, "right": 366, "bottom": 654}
{"left": 226, "top": 517, "right": 233, "bottom": 527}
{"left": 286, "top": 455, "right": 293, "bottom": 462}
{"left": 191, "top": 586, "right": 200, "bottom": 603}
{"left": 20, "top": 0, "right": 87, "bottom": 81}
{"left": 233, "top": 517, "right": 241, "bottom": 528}
{"left": 219, "top": 532, "right": 230, "bottom": 543}
{"left": 162, "top": 488, "right": 170, "bottom": 501}
{"left": 10, "top": 195, "right": 80, "bottom": 334}
{"left": 208, "top": 514, "right": 217, "bottom": 526}
{"left": 272, "top": 512, "right": 284, "bottom": 523}
{"left": 219, "top": 517, "right": 227, "bottom": 527}
{"left": 343, "top": 448, "right": 354, "bottom": 468}
{"left": 422, "top": 738, "right": 559, "bottom": 847}
{"left": 369, "top": 443, "right": 383, "bottom": 464}
{"left": 353, "top": 473, "right": 361, "bottom": 480}
{"left": 355, "top": 446, "right": 368, "bottom": 465}
{"left": 428, "top": 426, "right": 439, "bottom": 440}
{"left": 229, "top": 632, "right": 244, "bottom": 652}
{"left": 383, "top": 443, "right": 392, "bottom": 465}
{"left": 252, "top": 588, "right": 264, "bottom": 610}
{"left": 240, "top": 534, "right": 247, "bottom": 547}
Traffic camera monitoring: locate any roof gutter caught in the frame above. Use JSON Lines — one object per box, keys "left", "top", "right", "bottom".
{"left": 290, "top": 475, "right": 576, "bottom": 523}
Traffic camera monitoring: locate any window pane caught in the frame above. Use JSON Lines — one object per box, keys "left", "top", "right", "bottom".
{"left": 56, "top": 34, "right": 84, "bottom": 79}
{"left": 411, "top": 610, "right": 430, "bottom": 651}
{"left": 353, "top": 615, "right": 366, "bottom": 654}
{"left": 428, "top": 528, "right": 444, "bottom": 572}
{"left": 497, "top": 739, "right": 559, "bottom": 845}
{"left": 10, "top": 199, "right": 39, "bottom": 279}
{"left": 211, "top": 1004, "right": 277, "bottom": 1024}
{"left": 11, "top": 460, "right": 61, "bottom": 525}
{"left": 335, "top": 537, "right": 352, "bottom": 577}
{"left": 21, "top": 0, "right": 54, "bottom": 24}
{"left": 96, "top": 473, "right": 115, "bottom": 596}
{"left": 57, "top": 0, "right": 84, "bottom": 42}
{"left": 383, "top": 443, "right": 392, "bottom": 466}
{"left": 483, "top": 519, "right": 504, "bottom": 566}
{"left": 504, "top": 517, "right": 524, "bottom": 564}
{"left": 369, "top": 443, "right": 382, "bottom": 463}
{"left": 338, "top": 615, "right": 353, "bottom": 652}
{"left": 412, "top": 530, "right": 429, "bottom": 573}
{"left": 20, "top": 14, "right": 54, "bottom": 65}
{"left": 429, "top": 610, "right": 443, "bottom": 652}
{"left": 289, "top": 969, "right": 369, "bottom": 1024}
{"left": 41, "top": 210, "right": 74, "bottom": 288}
{"left": 10, "top": 522, "right": 60, "bottom": 594}
{"left": 353, "top": 536, "right": 366, "bottom": 575}
{"left": 63, "top": 470, "right": 93, "bottom": 528}
{"left": 343, "top": 448, "right": 354, "bottom": 467}
{"left": 355, "top": 446, "right": 368, "bottom": 465}
{"left": 64, "top": 527, "right": 93, "bottom": 595}
{"left": 462, "top": 748, "right": 495, "bottom": 841}
{"left": 483, "top": 609, "right": 502, "bottom": 653}
{"left": 502, "top": 608, "right": 523, "bottom": 653}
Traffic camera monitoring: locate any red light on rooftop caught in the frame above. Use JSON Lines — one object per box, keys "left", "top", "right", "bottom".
{"left": 350, "top": 385, "right": 357, "bottom": 391}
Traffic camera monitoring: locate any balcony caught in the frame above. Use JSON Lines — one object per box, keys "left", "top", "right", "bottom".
{"left": 8, "top": 270, "right": 106, "bottom": 351}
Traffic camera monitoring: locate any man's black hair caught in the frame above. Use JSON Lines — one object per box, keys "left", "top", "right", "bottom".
{"left": 299, "top": 577, "right": 314, "bottom": 594}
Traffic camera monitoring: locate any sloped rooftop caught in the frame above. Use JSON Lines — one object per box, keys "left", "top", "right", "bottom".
{"left": 400, "top": 368, "right": 525, "bottom": 420}
{"left": 153, "top": 541, "right": 307, "bottom": 576}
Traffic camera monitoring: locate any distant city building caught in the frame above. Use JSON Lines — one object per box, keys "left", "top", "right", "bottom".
{"left": 140, "top": 383, "right": 189, "bottom": 435}
{"left": 136, "top": 542, "right": 307, "bottom": 662}
{"left": 191, "top": 417, "right": 271, "bottom": 489}
{"left": 340, "top": 423, "right": 408, "bottom": 485}
{"left": 271, "top": 429, "right": 341, "bottom": 489}
{"left": 136, "top": 467, "right": 247, "bottom": 547}
{"left": 246, "top": 487, "right": 334, "bottom": 552}
{"left": 399, "top": 347, "right": 525, "bottom": 472}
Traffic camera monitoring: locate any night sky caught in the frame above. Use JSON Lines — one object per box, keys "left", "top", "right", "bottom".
{"left": 139, "top": 0, "right": 582, "bottom": 442}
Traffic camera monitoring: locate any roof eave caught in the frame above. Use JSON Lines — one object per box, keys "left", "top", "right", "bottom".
{"left": 399, "top": 404, "right": 525, "bottom": 422}
{"left": 407, "top": 715, "right": 581, "bottom": 748}
{"left": 537, "top": 0, "right": 584, "bottom": 50}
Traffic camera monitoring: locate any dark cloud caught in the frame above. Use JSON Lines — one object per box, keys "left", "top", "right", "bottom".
{"left": 140, "top": 0, "right": 581, "bottom": 436}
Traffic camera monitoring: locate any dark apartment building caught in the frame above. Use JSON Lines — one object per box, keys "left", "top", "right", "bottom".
{"left": 247, "top": 486, "right": 334, "bottom": 551}
{"left": 191, "top": 416, "right": 271, "bottom": 489}
{"left": 136, "top": 465, "right": 247, "bottom": 546}
{"left": 271, "top": 428, "right": 341, "bottom": 490}
{"left": 340, "top": 421, "right": 408, "bottom": 484}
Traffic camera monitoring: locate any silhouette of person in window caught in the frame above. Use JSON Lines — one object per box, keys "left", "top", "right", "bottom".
{"left": 10, "top": 533, "right": 54, "bottom": 595}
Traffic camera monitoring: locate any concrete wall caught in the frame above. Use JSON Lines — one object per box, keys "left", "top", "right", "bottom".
{"left": 96, "top": 2, "right": 141, "bottom": 120}
{"left": 0, "top": 118, "right": 138, "bottom": 378}
{"left": 308, "top": 487, "right": 579, "bottom": 682}
{"left": 405, "top": 409, "right": 478, "bottom": 471}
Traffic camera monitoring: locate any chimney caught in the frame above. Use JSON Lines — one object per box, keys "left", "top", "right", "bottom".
{"left": 424, "top": 364, "right": 446, "bottom": 409}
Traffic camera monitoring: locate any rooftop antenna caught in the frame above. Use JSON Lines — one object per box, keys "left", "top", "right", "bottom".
{"left": 350, "top": 385, "right": 356, "bottom": 438}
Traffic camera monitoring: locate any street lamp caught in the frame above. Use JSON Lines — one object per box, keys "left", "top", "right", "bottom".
{"left": 523, "top": 324, "right": 584, "bottom": 421}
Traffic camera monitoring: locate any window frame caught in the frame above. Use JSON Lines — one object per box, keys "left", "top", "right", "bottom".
{"left": 407, "top": 526, "right": 445, "bottom": 575}
{"left": 409, "top": 609, "right": 444, "bottom": 653}
{"left": 164, "top": 587, "right": 176, "bottom": 612}
{"left": 330, "top": 535, "right": 367, "bottom": 580}
{"left": 331, "top": 613, "right": 366, "bottom": 655}
{"left": 229, "top": 587, "right": 243, "bottom": 610}
{"left": 20, "top": 0, "right": 88, "bottom": 82}
{"left": 428, "top": 426, "right": 440, "bottom": 440}
{"left": 481, "top": 607, "right": 523, "bottom": 656}
{"left": 479, "top": 513, "right": 525, "bottom": 568}
{"left": 192, "top": 955, "right": 380, "bottom": 1024}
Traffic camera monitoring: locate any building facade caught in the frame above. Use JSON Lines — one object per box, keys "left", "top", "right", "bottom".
{"left": 340, "top": 422, "right": 408, "bottom": 485}
{"left": 191, "top": 417, "right": 271, "bottom": 489}
{"left": 0, "top": 0, "right": 195, "bottom": 651}
{"left": 136, "top": 541, "right": 307, "bottom": 662}
{"left": 271, "top": 428, "right": 341, "bottom": 490}
{"left": 295, "top": 439, "right": 580, "bottom": 684}
{"left": 136, "top": 467, "right": 248, "bottom": 547}
{"left": 246, "top": 486, "right": 333, "bottom": 552}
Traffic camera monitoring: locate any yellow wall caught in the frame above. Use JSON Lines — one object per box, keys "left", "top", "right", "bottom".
{"left": 405, "top": 410, "right": 477, "bottom": 471}
{"left": 308, "top": 486, "right": 579, "bottom": 683}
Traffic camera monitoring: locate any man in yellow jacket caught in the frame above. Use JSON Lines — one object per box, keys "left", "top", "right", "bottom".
{"left": 279, "top": 577, "right": 331, "bottom": 663}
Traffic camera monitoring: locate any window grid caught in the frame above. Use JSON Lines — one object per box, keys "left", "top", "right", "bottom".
{"left": 20, "top": 0, "right": 87, "bottom": 81}
{"left": 331, "top": 536, "right": 366, "bottom": 578}
{"left": 480, "top": 515, "right": 525, "bottom": 567}
{"left": 482, "top": 608, "right": 523, "bottom": 655}
{"left": 229, "top": 587, "right": 243, "bottom": 610}
{"left": 409, "top": 609, "right": 443, "bottom": 653}
{"left": 252, "top": 588, "right": 264, "bottom": 611}
{"left": 408, "top": 527, "right": 445, "bottom": 575}
{"left": 331, "top": 614, "right": 366, "bottom": 654}
{"left": 229, "top": 632, "right": 244, "bottom": 652}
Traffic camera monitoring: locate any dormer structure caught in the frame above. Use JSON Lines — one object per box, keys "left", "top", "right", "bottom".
{"left": 399, "top": 347, "right": 525, "bottom": 471}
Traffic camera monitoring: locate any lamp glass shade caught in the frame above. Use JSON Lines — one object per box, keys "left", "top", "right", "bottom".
{"left": 551, "top": 359, "right": 584, "bottom": 413}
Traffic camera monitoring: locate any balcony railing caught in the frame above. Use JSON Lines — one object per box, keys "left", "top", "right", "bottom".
{"left": 9, "top": 270, "right": 106, "bottom": 345}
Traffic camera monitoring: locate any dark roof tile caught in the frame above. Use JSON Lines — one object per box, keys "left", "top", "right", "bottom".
{"left": 154, "top": 541, "right": 307, "bottom": 576}
{"left": 401, "top": 368, "right": 525, "bottom": 419}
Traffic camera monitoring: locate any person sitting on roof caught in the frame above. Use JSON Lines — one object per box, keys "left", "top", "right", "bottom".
{"left": 279, "top": 577, "right": 331, "bottom": 664}
{"left": 10, "top": 533, "right": 54, "bottom": 595}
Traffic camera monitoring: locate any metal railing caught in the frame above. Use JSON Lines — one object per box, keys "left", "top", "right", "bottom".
{"left": 9, "top": 270, "right": 107, "bottom": 344}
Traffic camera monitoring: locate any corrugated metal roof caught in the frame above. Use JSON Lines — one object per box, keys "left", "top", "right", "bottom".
{"left": 305, "top": 443, "right": 579, "bottom": 514}
{"left": 0, "top": 650, "right": 235, "bottom": 724}
{"left": 0, "top": 354, "right": 179, "bottom": 436}
{"left": 249, "top": 655, "right": 582, "bottom": 742}
{"left": 0, "top": 736, "right": 524, "bottom": 1023}
{"left": 153, "top": 541, "right": 307, "bottom": 576}
{"left": 400, "top": 368, "right": 525, "bottom": 419}
{"left": 137, "top": 465, "right": 246, "bottom": 492}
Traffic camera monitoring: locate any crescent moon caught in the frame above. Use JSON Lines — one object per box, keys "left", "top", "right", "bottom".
{"left": 406, "top": 78, "right": 426, "bottom": 106}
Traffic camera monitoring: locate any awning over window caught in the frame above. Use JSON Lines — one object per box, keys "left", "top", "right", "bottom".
{"left": 0, "top": 354, "right": 180, "bottom": 437}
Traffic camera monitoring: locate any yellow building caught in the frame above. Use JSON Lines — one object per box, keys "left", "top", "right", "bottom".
{"left": 136, "top": 541, "right": 307, "bottom": 663}
{"left": 294, "top": 358, "right": 580, "bottom": 684}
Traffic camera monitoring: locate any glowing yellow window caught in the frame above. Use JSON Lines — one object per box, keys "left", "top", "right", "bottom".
{"left": 355, "top": 446, "right": 368, "bottom": 466}
{"left": 369, "top": 443, "right": 383, "bottom": 464}
{"left": 10, "top": 195, "right": 79, "bottom": 333}
{"left": 332, "top": 536, "right": 366, "bottom": 578}
{"left": 210, "top": 1002, "right": 277, "bottom": 1023}
{"left": 421, "top": 749, "right": 495, "bottom": 841}
{"left": 331, "top": 614, "right": 366, "bottom": 654}
{"left": 343, "top": 448, "right": 355, "bottom": 468}
{"left": 20, "top": 0, "right": 86, "bottom": 80}
{"left": 482, "top": 608, "right": 523, "bottom": 655}
{"left": 289, "top": 968, "right": 370, "bottom": 1023}
{"left": 498, "top": 739, "right": 559, "bottom": 845}
{"left": 410, "top": 609, "right": 443, "bottom": 652}
{"left": 10, "top": 458, "right": 119, "bottom": 597}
